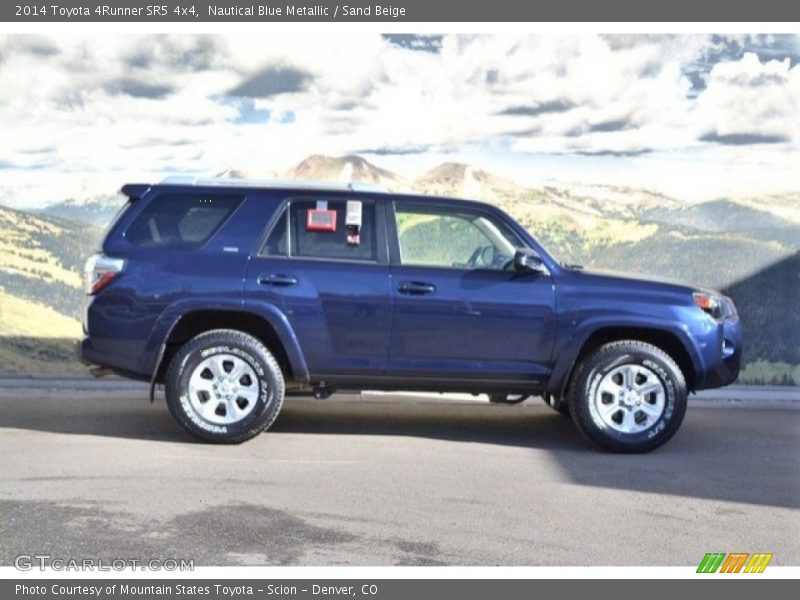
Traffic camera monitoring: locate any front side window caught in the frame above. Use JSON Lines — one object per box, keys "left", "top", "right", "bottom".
{"left": 126, "top": 192, "right": 243, "bottom": 250}
{"left": 395, "top": 205, "right": 522, "bottom": 271}
{"left": 280, "top": 198, "right": 377, "bottom": 262}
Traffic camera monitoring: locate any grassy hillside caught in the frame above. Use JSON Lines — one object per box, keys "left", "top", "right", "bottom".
{"left": 0, "top": 206, "right": 102, "bottom": 320}
{"left": 0, "top": 288, "right": 84, "bottom": 375}
{"left": 0, "top": 207, "right": 99, "bottom": 375}
{"left": 0, "top": 288, "right": 80, "bottom": 337}
{"left": 643, "top": 199, "right": 794, "bottom": 232}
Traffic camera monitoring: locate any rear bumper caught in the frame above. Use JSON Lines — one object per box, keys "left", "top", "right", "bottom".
{"left": 76, "top": 337, "right": 150, "bottom": 382}
{"left": 75, "top": 337, "right": 95, "bottom": 366}
{"left": 76, "top": 336, "right": 123, "bottom": 371}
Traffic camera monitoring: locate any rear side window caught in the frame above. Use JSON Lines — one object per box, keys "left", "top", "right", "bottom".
{"left": 125, "top": 192, "right": 243, "bottom": 250}
{"left": 263, "top": 199, "right": 377, "bottom": 262}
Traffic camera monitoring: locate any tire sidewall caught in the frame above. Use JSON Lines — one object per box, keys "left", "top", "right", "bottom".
{"left": 573, "top": 348, "right": 686, "bottom": 451}
{"left": 169, "top": 339, "right": 278, "bottom": 440}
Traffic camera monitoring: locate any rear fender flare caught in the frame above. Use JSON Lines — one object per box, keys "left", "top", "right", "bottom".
{"left": 143, "top": 298, "right": 309, "bottom": 401}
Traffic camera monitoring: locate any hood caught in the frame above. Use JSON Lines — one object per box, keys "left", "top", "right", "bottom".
{"left": 560, "top": 265, "right": 713, "bottom": 295}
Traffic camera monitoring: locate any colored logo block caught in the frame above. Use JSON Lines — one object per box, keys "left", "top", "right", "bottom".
{"left": 697, "top": 552, "right": 773, "bottom": 573}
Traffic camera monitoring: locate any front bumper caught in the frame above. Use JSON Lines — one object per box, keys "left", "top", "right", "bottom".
{"left": 697, "top": 314, "right": 743, "bottom": 389}
{"left": 702, "top": 342, "right": 741, "bottom": 389}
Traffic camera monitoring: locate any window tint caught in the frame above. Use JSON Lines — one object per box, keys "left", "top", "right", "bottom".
{"left": 288, "top": 199, "right": 377, "bottom": 262}
{"left": 395, "top": 206, "right": 522, "bottom": 270}
{"left": 126, "top": 193, "right": 242, "bottom": 250}
{"left": 263, "top": 209, "right": 288, "bottom": 257}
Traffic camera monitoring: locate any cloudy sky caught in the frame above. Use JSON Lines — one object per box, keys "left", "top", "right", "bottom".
{"left": 0, "top": 33, "right": 799, "bottom": 207}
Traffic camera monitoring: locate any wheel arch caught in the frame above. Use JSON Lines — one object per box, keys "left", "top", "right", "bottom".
{"left": 549, "top": 324, "right": 700, "bottom": 403}
{"left": 147, "top": 306, "right": 309, "bottom": 400}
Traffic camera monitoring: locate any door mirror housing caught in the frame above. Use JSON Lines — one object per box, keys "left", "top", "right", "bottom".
{"left": 514, "top": 248, "right": 548, "bottom": 274}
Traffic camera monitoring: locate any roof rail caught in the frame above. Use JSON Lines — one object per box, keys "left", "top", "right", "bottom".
{"left": 159, "top": 175, "right": 388, "bottom": 193}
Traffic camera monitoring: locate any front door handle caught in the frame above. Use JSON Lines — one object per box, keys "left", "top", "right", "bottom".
{"left": 398, "top": 281, "right": 436, "bottom": 295}
{"left": 257, "top": 274, "right": 298, "bottom": 287}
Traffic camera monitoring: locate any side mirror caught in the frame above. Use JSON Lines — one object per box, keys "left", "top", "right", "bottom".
{"left": 514, "top": 248, "right": 548, "bottom": 274}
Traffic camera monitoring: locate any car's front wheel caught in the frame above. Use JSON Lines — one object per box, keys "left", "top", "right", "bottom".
{"left": 569, "top": 340, "right": 687, "bottom": 452}
{"left": 165, "top": 329, "right": 285, "bottom": 443}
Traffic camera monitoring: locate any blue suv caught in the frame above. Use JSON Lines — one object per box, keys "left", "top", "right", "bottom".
{"left": 78, "top": 178, "right": 742, "bottom": 452}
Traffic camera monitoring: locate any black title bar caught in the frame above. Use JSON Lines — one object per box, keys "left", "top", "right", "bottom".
{"left": 4, "top": 0, "right": 800, "bottom": 22}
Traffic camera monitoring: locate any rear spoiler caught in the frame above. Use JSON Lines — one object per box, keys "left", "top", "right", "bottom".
{"left": 120, "top": 183, "right": 150, "bottom": 200}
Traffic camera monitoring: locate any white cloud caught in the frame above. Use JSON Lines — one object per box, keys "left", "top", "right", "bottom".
{"left": 0, "top": 33, "right": 798, "bottom": 206}
{"left": 695, "top": 52, "right": 800, "bottom": 143}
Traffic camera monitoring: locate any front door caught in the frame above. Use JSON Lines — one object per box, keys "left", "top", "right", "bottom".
{"left": 387, "top": 201, "right": 555, "bottom": 386}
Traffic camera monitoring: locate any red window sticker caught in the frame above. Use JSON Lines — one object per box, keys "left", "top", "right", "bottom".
{"left": 306, "top": 208, "right": 337, "bottom": 232}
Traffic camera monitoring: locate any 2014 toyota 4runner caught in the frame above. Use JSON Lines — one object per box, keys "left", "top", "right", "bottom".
{"left": 78, "top": 178, "right": 742, "bottom": 452}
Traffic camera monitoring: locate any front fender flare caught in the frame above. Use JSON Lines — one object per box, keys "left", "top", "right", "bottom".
{"left": 545, "top": 316, "right": 705, "bottom": 400}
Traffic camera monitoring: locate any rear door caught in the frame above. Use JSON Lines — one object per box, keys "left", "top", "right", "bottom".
{"left": 245, "top": 196, "right": 392, "bottom": 378}
{"left": 387, "top": 200, "right": 556, "bottom": 386}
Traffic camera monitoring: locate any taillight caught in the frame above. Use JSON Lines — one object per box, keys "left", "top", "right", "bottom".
{"left": 84, "top": 254, "right": 125, "bottom": 295}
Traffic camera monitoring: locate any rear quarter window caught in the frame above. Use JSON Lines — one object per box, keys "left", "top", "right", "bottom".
{"left": 125, "top": 192, "right": 243, "bottom": 250}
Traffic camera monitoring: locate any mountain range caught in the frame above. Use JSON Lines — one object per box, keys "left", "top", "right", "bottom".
{"left": 3, "top": 154, "right": 798, "bottom": 383}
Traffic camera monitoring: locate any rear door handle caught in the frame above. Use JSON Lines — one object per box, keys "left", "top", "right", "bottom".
{"left": 257, "top": 274, "right": 298, "bottom": 287}
{"left": 398, "top": 281, "right": 436, "bottom": 295}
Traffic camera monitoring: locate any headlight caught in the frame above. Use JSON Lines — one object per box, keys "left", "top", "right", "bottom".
{"left": 694, "top": 292, "right": 723, "bottom": 319}
{"left": 693, "top": 292, "right": 735, "bottom": 320}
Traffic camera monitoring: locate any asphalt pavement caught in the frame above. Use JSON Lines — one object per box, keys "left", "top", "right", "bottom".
{"left": 0, "top": 382, "right": 798, "bottom": 566}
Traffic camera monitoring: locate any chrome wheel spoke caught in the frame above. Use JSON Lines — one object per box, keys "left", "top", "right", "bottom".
{"left": 227, "top": 398, "right": 248, "bottom": 420}
{"left": 621, "top": 365, "right": 636, "bottom": 388}
{"left": 598, "top": 379, "right": 622, "bottom": 397}
{"left": 619, "top": 409, "right": 636, "bottom": 433}
{"left": 237, "top": 386, "right": 259, "bottom": 402}
{"left": 638, "top": 401, "right": 663, "bottom": 419}
{"left": 185, "top": 353, "right": 260, "bottom": 426}
{"left": 597, "top": 401, "right": 620, "bottom": 419}
{"left": 208, "top": 356, "right": 228, "bottom": 378}
{"left": 200, "top": 399, "right": 223, "bottom": 421}
{"left": 228, "top": 358, "right": 248, "bottom": 382}
{"left": 637, "top": 382, "right": 662, "bottom": 397}
{"left": 592, "top": 363, "right": 666, "bottom": 435}
{"left": 189, "top": 377, "right": 214, "bottom": 395}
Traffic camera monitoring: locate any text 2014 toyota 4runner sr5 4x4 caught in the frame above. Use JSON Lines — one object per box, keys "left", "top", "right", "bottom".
{"left": 78, "top": 178, "right": 741, "bottom": 452}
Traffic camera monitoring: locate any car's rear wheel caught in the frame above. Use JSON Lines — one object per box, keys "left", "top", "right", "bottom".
{"left": 569, "top": 340, "right": 687, "bottom": 452}
{"left": 165, "top": 329, "right": 285, "bottom": 443}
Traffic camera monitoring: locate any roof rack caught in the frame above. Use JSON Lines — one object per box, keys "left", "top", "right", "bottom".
{"left": 159, "top": 175, "right": 388, "bottom": 193}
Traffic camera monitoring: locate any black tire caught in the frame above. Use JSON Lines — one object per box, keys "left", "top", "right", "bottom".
{"left": 569, "top": 340, "right": 687, "bottom": 453}
{"left": 165, "top": 329, "right": 285, "bottom": 444}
